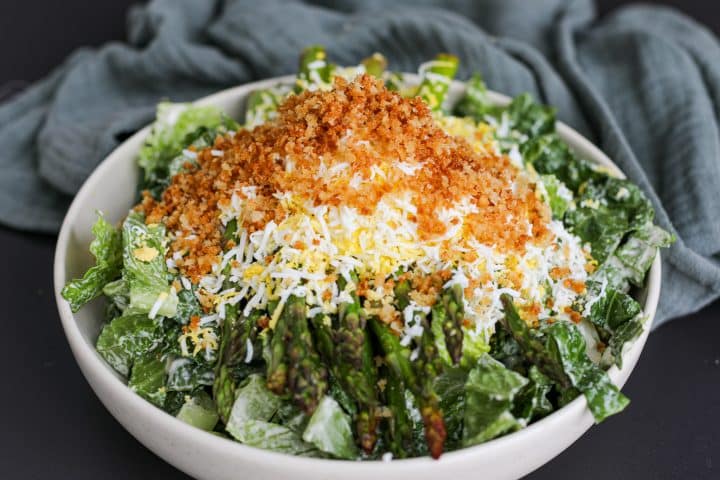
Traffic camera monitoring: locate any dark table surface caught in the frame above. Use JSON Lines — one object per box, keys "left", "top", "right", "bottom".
{"left": 1, "top": 1, "right": 718, "bottom": 479}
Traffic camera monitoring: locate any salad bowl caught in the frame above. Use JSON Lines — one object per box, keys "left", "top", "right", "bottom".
{"left": 54, "top": 74, "right": 660, "bottom": 480}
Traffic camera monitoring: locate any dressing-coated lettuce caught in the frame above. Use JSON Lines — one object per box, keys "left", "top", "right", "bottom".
{"left": 122, "top": 212, "right": 178, "bottom": 318}
{"left": 62, "top": 214, "right": 122, "bottom": 312}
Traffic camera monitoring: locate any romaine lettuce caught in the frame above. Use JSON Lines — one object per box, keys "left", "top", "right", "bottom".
{"left": 128, "top": 354, "right": 167, "bottom": 407}
{"left": 121, "top": 212, "right": 178, "bottom": 318}
{"left": 61, "top": 213, "right": 122, "bottom": 312}
{"left": 226, "top": 375, "right": 317, "bottom": 455}
{"left": 139, "top": 102, "right": 237, "bottom": 192}
{"left": 302, "top": 396, "right": 357, "bottom": 459}
{"left": 542, "top": 322, "right": 629, "bottom": 422}
{"left": 462, "top": 355, "right": 528, "bottom": 447}
{"left": 96, "top": 314, "right": 163, "bottom": 376}
{"left": 176, "top": 391, "right": 219, "bottom": 431}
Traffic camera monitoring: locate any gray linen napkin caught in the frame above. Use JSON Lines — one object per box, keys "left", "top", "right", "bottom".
{"left": 1, "top": 0, "right": 719, "bottom": 326}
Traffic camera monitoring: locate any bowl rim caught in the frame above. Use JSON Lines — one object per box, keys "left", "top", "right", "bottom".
{"left": 53, "top": 74, "right": 661, "bottom": 472}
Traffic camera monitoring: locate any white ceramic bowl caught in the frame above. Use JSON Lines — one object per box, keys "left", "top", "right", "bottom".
{"left": 54, "top": 75, "right": 661, "bottom": 480}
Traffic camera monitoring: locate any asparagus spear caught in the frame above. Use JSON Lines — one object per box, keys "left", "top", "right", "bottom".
{"left": 439, "top": 285, "right": 465, "bottom": 365}
{"left": 285, "top": 295, "right": 328, "bottom": 414}
{"left": 335, "top": 297, "right": 367, "bottom": 371}
{"left": 213, "top": 306, "right": 239, "bottom": 424}
{"left": 370, "top": 316, "right": 447, "bottom": 458}
{"left": 213, "top": 305, "right": 265, "bottom": 424}
{"left": 416, "top": 53, "right": 459, "bottom": 112}
{"left": 415, "top": 315, "right": 447, "bottom": 458}
{"left": 266, "top": 300, "right": 291, "bottom": 394}
{"left": 312, "top": 292, "right": 379, "bottom": 453}
{"left": 499, "top": 294, "right": 571, "bottom": 389}
{"left": 382, "top": 367, "right": 413, "bottom": 458}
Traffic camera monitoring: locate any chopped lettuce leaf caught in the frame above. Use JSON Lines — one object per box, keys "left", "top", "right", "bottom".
{"left": 543, "top": 322, "right": 629, "bottom": 422}
{"left": 128, "top": 355, "right": 167, "bottom": 407}
{"left": 565, "top": 177, "right": 658, "bottom": 263}
{"left": 96, "top": 314, "right": 163, "bottom": 376}
{"left": 433, "top": 367, "right": 468, "bottom": 449}
{"left": 176, "top": 391, "right": 219, "bottom": 431}
{"left": 138, "top": 102, "right": 235, "bottom": 187}
{"left": 489, "top": 325, "right": 526, "bottom": 374}
{"left": 166, "top": 357, "right": 214, "bottom": 391}
{"left": 122, "top": 212, "right": 178, "bottom": 318}
{"left": 272, "top": 401, "right": 307, "bottom": 432}
{"left": 174, "top": 288, "right": 202, "bottom": 325}
{"left": 586, "top": 287, "right": 644, "bottom": 368}
{"left": 462, "top": 355, "right": 528, "bottom": 447}
{"left": 102, "top": 278, "right": 129, "bottom": 312}
{"left": 227, "top": 374, "right": 281, "bottom": 423}
{"left": 513, "top": 366, "right": 553, "bottom": 423}
{"left": 541, "top": 174, "right": 573, "bottom": 219}
{"left": 596, "top": 223, "right": 674, "bottom": 291}
{"left": 564, "top": 205, "right": 629, "bottom": 263}
{"left": 608, "top": 318, "right": 644, "bottom": 368}
{"left": 589, "top": 288, "right": 642, "bottom": 332}
{"left": 582, "top": 178, "right": 654, "bottom": 230}
{"left": 453, "top": 74, "right": 500, "bottom": 120}
{"left": 504, "top": 93, "right": 556, "bottom": 139}
{"left": 460, "top": 329, "right": 491, "bottom": 369}
{"left": 501, "top": 295, "right": 628, "bottom": 422}
{"left": 230, "top": 419, "right": 317, "bottom": 455}
{"left": 62, "top": 213, "right": 122, "bottom": 312}
{"left": 302, "top": 396, "right": 357, "bottom": 459}
{"left": 522, "top": 134, "right": 597, "bottom": 192}
{"left": 226, "top": 375, "right": 317, "bottom": 455}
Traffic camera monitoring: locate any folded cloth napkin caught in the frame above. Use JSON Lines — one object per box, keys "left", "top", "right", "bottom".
{"left": 1, "top": 0, "right": 719, "bottom": 325}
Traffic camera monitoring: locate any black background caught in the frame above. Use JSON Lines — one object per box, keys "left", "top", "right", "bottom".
{"left": 0, "top": 1, "right": 718, "bottom": 478}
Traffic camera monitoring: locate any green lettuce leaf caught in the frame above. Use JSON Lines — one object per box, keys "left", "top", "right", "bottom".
{"left": 504, "top": 93, "right": 556, "bottom": 139}
{"left": 302, "top": 396, "right": 358, "bottom": 459}
{"left": 564, "top": 204, "right": 629, "bottom": 263}
{"left": 128, "top": 354, "right": 167, "bottom": 407}
{"left": 489, "top": 324, "right": 526, "bottom": 374}
{"left": 500, "top": 295, "right": 628, "bottom": 423}
{"left": 62, "top": 213, "right": 122, "bottom": 312}
{"left": 122, "top": 213, "right": 178, "bottom": 318}
{"left": 96, "top": 314, "right": 163, "bottom": 376}
{"left": 138, "top": 102, "right": 235, "bottom": 188}
{"left": 565, "top": 177, "right": 657, "bottom": 263}
{"left": 166, "top": 357, "right": 214, "bottom": 391}
{"left": 226, "top": 375, "right": 317, "bottom": 455}
{"left": 596, "top": 223, "right": 674, "bottom": 291}
{"left": 586, "top": 287, "right": 644, "bottom": 368}
{"left": 462, "top": 355, "right": 528, "bottom": 447}
{"left": 513, "top": 366, "right": 553, "bottom": 423}
{"left": 174, "top": 288, "right": 202, "bottom": 325}
{"left": 588, "top": 288, "right": 642, "bottom": 332}
{"left": 453, "top": 74, "right": 501, "bottom": 120}
{"left": 460, "top": 328, "right": 491, "bottom": 369}
{"left": 433, "top": 367, "right": 468, "bottom": 449}
{"left": 102, "top": 278, "right": 129, "bottom": 312}
{"left": 522, "top": 134, "right": 597, "bottom": 192}
{"left": 176, "top": 391, "right": 219, "bottom": 431}
{"left": 543, "top": 322, "right": 629, "bottom": 422}
{"left": 541, "top": 174, "right": 573, "bottom": 219}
